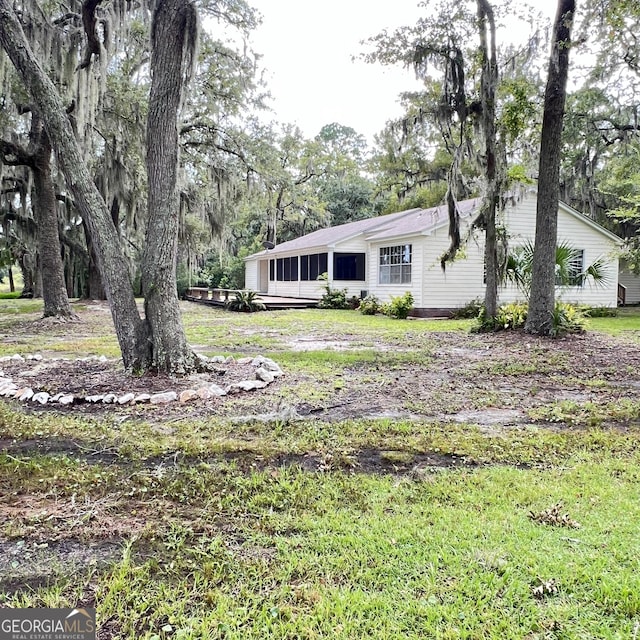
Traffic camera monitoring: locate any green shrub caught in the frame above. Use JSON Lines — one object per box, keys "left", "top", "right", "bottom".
{"left": 496, "top": 302, "right": 528, "bottom": 330}
{"left": 474, "top": 301, "right": 586, "bottom": 336}
{"left": 359, "top": 294, "right": 381, "bottom": 315}
{"left": 383, "top": 292, "right": 414, "bottom": 319}
{"left": 317, "top": 273, "right": 350, "bottom": 309}
{"left": 197, "top": 254, "right": 246, "bottom": 290}
{"left": 475, "top": 302, "right": 528, "bottom": 332}
{"left": 551, "top": 302, "right": 586, "bottom": 336}
{"left": 451, "top": 298, "right": 484, "bottom": 319}
{"left": 225, "top": 290, "right": 266, "bottom": 313}
{"left": 579, "top": 305, "right": 618, "bottom": 318}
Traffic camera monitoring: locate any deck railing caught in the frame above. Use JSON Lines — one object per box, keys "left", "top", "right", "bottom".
{"left": 185, "top": 287, "right": 243, "bottom": 303}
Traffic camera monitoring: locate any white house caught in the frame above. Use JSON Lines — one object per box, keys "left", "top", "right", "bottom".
{"left": 244, "top": 189, "right": 622, "bottom": 315}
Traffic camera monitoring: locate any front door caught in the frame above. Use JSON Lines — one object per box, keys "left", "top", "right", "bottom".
{"left": 259, "top": 260, "right": 269, "bottom": 293}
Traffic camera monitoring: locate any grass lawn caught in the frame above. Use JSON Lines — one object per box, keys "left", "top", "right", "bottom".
{"left": 1, "top": 301, "right": 640, "bottom": 638}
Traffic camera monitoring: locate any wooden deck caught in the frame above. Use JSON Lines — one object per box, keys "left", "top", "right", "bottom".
{"left": 185, "top": 288, "right": 319, "bottom": 310}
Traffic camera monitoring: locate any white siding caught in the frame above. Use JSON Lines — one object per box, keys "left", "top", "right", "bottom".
{"left": 619, "top": 266, "right": 640, "bottom": 304}
{"left": 367, "top": 237, "right": 428, "bottom": 305}
{"left": 420, "top": 227, "right": 487, "bottom": 308}
{"left": 503, "top": 193, "right": 619, "bottom": 308}
{"left": 244, "top": 260, "right": 258, "bottom": 290}
{"left": 332, "top": 237, "right": 369, "bottom": 253}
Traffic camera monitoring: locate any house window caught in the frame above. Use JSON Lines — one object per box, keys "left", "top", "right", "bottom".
{"left": 276, "top": 256, "right": 298, "bottom": 281}
{"left": 379, "top": 244, "right": 412, "bottom": 284}
{"left": 334, "top": 253, "right": 366, "bottom": 281}
{"left": 269, "top": 259, "right": 274, "bottom": 282}
{"left": 300, "top": 252, "right": 328, "bottom": 281}
{"left": 560, "top": 249, "right": 584, "bottom": 287}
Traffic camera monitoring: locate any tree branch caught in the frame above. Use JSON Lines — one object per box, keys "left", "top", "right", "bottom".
{"left": 77, "top": 0, "right": 102, "bottom": 70}
{"left": 0, "top": 139, "right": 35, "bottom": 167}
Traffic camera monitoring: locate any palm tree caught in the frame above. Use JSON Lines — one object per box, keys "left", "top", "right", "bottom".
{"left": 504, "top": 239, "right": 609, "bottom": 298}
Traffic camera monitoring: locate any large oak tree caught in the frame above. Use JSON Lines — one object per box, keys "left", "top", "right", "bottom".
{"left": 525, "top": 0, "right": 576, "bottom": 335}
{"left": 0, "top": 0, "right": 200, "bottom": 373}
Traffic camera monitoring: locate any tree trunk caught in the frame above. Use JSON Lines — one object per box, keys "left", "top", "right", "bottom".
{"left": 82, "top": 220, "right": 106, "bottom": 300}
{"left": 525, "top": 0, "right": 576, "bottom": 335}
{"left": 477, "top": 0, "right": 502, "bottom": 320}
{"left": 30, "top": 113, "right": 76, "bottom": 318}
{"left": 140, "top": 0, "right": 199, "bottom": 374}
{"left": 0, "top": 0, "right": 149, "bottom": 370}
{"left": 8, "top": 266, "right": 15, "bottom": 293}
{"left": 18, "top": 249, "right": 34, "bottom": 297}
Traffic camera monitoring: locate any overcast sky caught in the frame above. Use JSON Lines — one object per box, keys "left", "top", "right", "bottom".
{"left": 248, "top": 1, "right": 555, "bottom": 143}
{"left": 249, "top": 0, "right": 426, "bottom": 142}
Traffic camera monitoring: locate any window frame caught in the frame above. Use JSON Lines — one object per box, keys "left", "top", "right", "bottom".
{"left": 333, "top": 252, "right": 366, "bottom": 281}
{"left": 379, "top": 244, "right": 412, "bottom": 285}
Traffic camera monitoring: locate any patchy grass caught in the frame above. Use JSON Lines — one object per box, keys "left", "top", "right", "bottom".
{"left": 588, "top": 306, "right": 640, "bottom": 336}
{"left": 1, "top": 299, "right": 640, "bottom": 637}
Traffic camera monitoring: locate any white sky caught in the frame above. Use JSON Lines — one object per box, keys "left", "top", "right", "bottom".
{"left": 249, "top": 0, "right": 426, "bottom": 142}
{"left": 249, "top": 0, "right": 556, "bottom": 143}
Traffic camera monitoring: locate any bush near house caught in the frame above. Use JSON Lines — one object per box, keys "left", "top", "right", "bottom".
{"left": 382, "top": 292, "right": 414, "bottom": 319}
{"left": 358, "top": 294, "right": 381, "bottom": 315}
{"left": 475, "top": 301, "right": 586, "bottom": 335}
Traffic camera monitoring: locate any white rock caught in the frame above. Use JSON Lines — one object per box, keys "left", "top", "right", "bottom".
{"left": 251, "top": 356, "right": 282, "bottom": 374}
{"left": 85, "top": 394, "right": 105, "bottom": 403}
{"left": 210, "top": 355, "right": 226, "bottom": 363}
{"left": 58, "top": 395, "right": 74, "bottom": 405}
{"left": 133, "top": 393, "right": 151, "bottom": 403}
{"left": 207, "top": 384, "right": 227, "bottom": 397}
{"left": 33, "top": 354, "right": 43, "bottom": 361}
{"left": 32, "top": 392, "right": 50, "bottom": 404}
{"left": 1, "top": 384, "right": 18, "bottom": 397}
{"left": 237, "top": 357, "right": 253, "bottom": 365}
{"left": 102, "top": 393, "right": 117, "bottom": 404}
{"left": 117, "top": 393, "right": 136, "bottom": 405}
{"left": 98, "top": 355, "right": 108, "bottom": 363}
{"left": 150, "top": 391, "right": 178, "bottom": 404}
{"left": 255, "top": 367, "right": 275, "bottom": 384}
{"left": 225, "top": 356, "right": 235, "bottom": 364}
{"left": 11, "top": 354, "right": 25, "bottom": 361}
{"left": 50, "top": 393, "right": 64, "bottom": 402}
{"left": 227, "top": 380, "right": 267, "bottom": 392}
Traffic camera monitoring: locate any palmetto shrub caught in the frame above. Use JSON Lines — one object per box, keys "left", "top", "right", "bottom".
{"left": 226, "top": 290, "right": 266, "bottom": 313}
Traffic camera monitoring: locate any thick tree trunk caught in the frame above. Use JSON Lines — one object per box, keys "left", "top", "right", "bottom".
{"left": 525, "top": 0, "right": 576, "bottom": 335}
{"left": 30, "top": 113, "right": 76, "bottom": 318}
{"left": 141, "top": 0, "right": 199, "bottom": 374}
{"left": 8, "top": 266, "right": 15, "bottom": 293}
{"left": 0, "top": 0, "right": 149, "bottom": 370}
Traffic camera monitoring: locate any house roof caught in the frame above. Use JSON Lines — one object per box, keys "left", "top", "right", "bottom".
{"left": 245, "top": 191, "right": 621, "bottom": 260}
{"left": 245, "top": 199, "right": 482, "bottom": 259}
{"left": 245, "top": 208, "right": 420, "bottom": 259}
{"left": 365, "top": 197, "right": 481, "bottom": 242}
